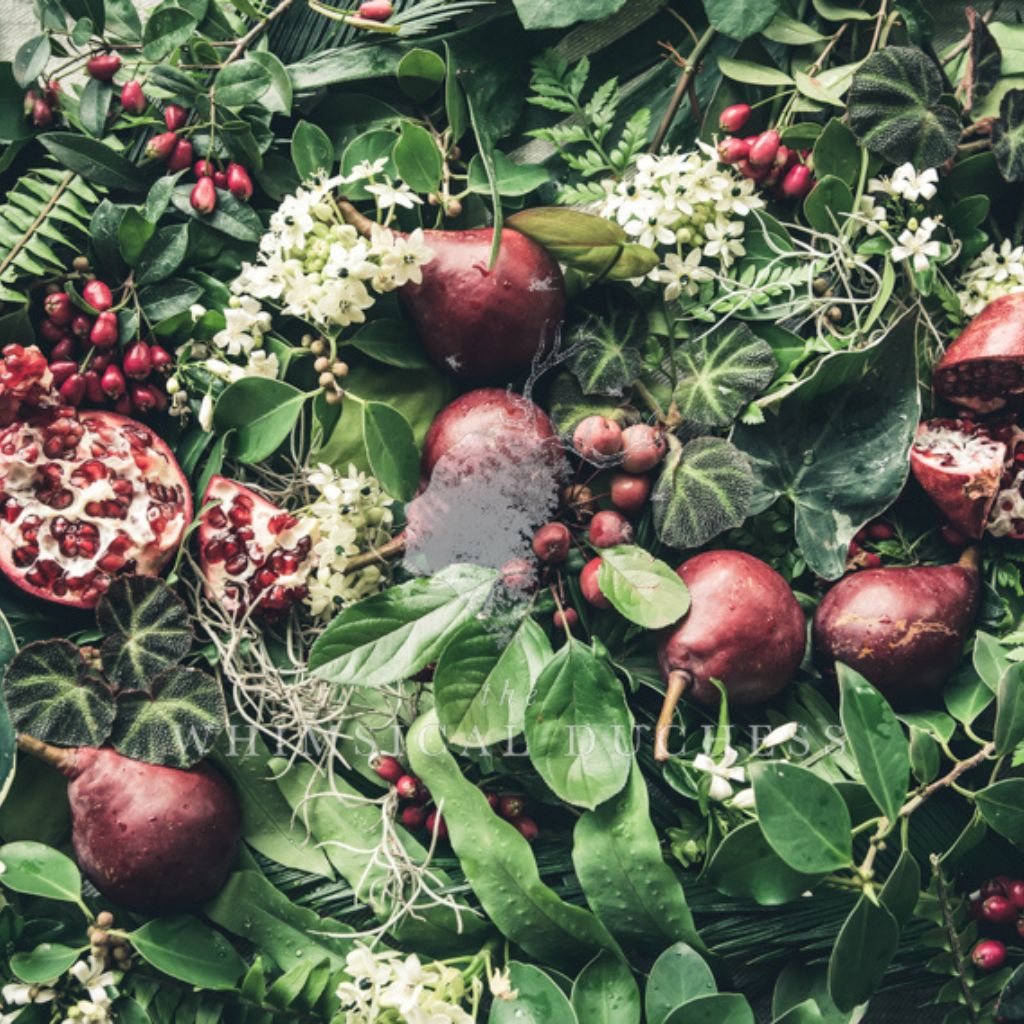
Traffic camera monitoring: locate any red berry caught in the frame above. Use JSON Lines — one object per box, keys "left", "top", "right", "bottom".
{"left": 609, "top": 473, "right": 651, "bottom": 516}
{"left": 31, "top": 98, "right": 53, "bottom": 128}
{"left": 553, "top": 607, "right": 578, "bottom": 630}
{"left": 588, "top": 510, "right": 634, "bottom": 549}
{"left": 983, "top": 894, "right": 1017, "bottom": 926}
{"left": 982, "top": 877, "right": 1013, "bottom": 899}
{"left": 717, "top": 137, "right": 750, "bottom": 164}
{"left": 866, "top": 522, "right": 895, "bottom": 541}
{"left": 89, "top": 312, "right": 119, "bottom": 350}
{"left": 531, "top": 522, "right": 571, "bottom": 563}
{"left": 620, "top": 424, "right": 666, "bottom": 473}
{"left": 194, "top": 159, "right": 214, "bottom": 178}
{"left": 146, "top": 131, "right": 178, "bottom": 162}
{"left": 372, "top": 755, "right": 404, "bottom": 783}
{"left": 82, "top": 280, "right": 113, "bottom": 313}
{"left": 396, "top": 775, "right": 421, "bottom": 800}
{"left": 737, "top": 159, "right": 770, "bottom": 182}
{"left": 129, "top": 382, "right": 162, "bottom": 413}
{"left": 58, "top": 373, "right": 86, "bottom": 406}
{"left": 400, "top": 805, "right": 427, "bottom": 829}
{"left": 190, "top": 176, "right": 216, "bottom": 215}
{"left": 48, "top": 360, "right": 78, "bottom": 387}
{"left": 972, "top": 939, "right": 1006, "bottom": 971}
{"left": 148, "top": 345, "right": 173, "bottom": 371}
{"left": 83, "top": 371, "right": 104, "bottom": 404}
{"left": 90, "top": 352, "right": 111, "bottom": 373}
{"left": 168, "top": 139, "right": 194, "bottom": 174}
{"left": 425, "top": 810, "right": 448, "bottom": 839}
{"left": 580, "top": 557, "right": 611, "bottom": 609}
{"left": 498, "top": 794, "right": 524, "bottom": 820}
{"left": 86, "top": 54, "right": 121, "bottom": 82}
{"left": 51, "top": 337, "right": 75, "bottom": 361}
{"left": 514, "top": 816, "right": 539, "bottom": 842}
{"left": 163, "top": 104, "right": 188, "bottom": 131}
{"left": 573, "top": 415, "right": 622, "bottom": 462}
{"left": 719, "top": 104, "right": 752, "bottom": 134}
{"left": 120, "top": 81, "right": 145, "bottom": 114}
{"left": 70, "top": 314, "right": 93, "bottom": 340}
{"left": 100, "top": 363, "right": 126, "bottom": 399}
{"left": 748, "top": 130, "right": 781, "bottom": 168}
{"left": 43, "top": 292, "right": 73, "bottom": 326}
{"left": 781, "top": 163, "right": 814, "bottom": 200}
{"left": 214, "top": 171, "right": 229, "bottom": 189}
{"left": 38, "top": 319, "right": 65, "bottom": 345}
{"left": 114, "top": 395, "right": 133, "bottom": 416}
{"left": 227, "top": 163, "right": 254, "bottom": 201}
{"left": 358, "top": 0, "right": 394, "bottom": 19}
{"left": 123, "top": 341, "right": 152, "bottom": 379}
{"left": 43, "top": 80, "right": 61, "bottom": 107}
{"left": 1008, "top": 879, "right": 1024, "bottom": 910}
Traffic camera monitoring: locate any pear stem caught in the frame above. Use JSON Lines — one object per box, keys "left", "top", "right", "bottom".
{"left": 958, "top": 546, "right": 980, "bottom": 573}
{"left": 337, "top": 199, "right": 376, "bottom": 239}
{"left": 16, "top": 733, "right": 74, "bottom": 772}
{"left": 654, "top": 669, "right": 692, "bottom": 762}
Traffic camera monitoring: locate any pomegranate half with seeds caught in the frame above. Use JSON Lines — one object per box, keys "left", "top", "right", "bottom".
{"left": 0, "top": 410, "right": 191, "bottom": 608}
{"left": 198, "top": 476, "right": 316, "bottom": 620}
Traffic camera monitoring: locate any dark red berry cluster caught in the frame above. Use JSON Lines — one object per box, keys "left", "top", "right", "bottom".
{"left": 968, "top": 875, "right": 1024, "bottom": 972}
{"left": 23, "top": 81, "right": 61, "bottom": 128}
{"left": 716, "top": 105, "right": 815, "bottom": 201}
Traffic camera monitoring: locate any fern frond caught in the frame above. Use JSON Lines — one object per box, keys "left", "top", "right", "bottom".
{"left": 0, "top": 166, "right": 99, "bottom": 305}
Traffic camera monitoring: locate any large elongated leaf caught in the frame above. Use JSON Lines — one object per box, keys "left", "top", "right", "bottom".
{"left": 38, "top": 134, "right": 146, "bottom": 192}
{"left": 4, "top": 640, "right": 114, "bottom": 746}
{"left": 847, "top": 47, "right": 960, "bottom": 168}
{"left": 510, "top": 0, "right": 628, "bottom": 30}
{"left": 132, "top": 915, "right": 245, "bottom": 989}
{"left": 704, "top": 0, "right": 781, "bottom": 40}
{"left": 651, "top": 437, "right": 754, "bottom": 550}
{"left": 827, "top": 896, "right": 899, "bottom": 1011}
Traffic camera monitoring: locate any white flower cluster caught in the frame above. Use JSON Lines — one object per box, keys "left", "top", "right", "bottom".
{"left": 957, "top": 239, "right": 1024, "bottom": 316}
{"left": 692, "top": 722, "right": 799, "bottom": 807}
{"left": 335, "top": 944, "right": 474, "bottom": 1024}
{"left": 598, "top": 142, "right": 765, "bottom": 302}
{"left": 867, "top": 162, "right": 939, "bottom": 203}
{"left": 231, "top": 175, "right": 433, "bottom": 333}
{"left": 301, "top": 463, "right": 395, "bottom": 619}
{"left": 1, "top": 955, "right": 117, "bottom": 1024}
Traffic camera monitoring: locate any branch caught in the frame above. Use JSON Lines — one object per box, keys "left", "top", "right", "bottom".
{"left": 0, "top": 171, "right": 76, "bottom": 283}
{"left": 649, "top": 26, "right": 716, "bottom": 154}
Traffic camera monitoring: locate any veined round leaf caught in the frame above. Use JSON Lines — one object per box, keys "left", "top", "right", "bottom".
{"left": 597, "top": 545, "right": 690, "bottom": 629}
{"left": 994, "top": 89, "right": 1024, "bottom": 182}
{"left": 489, "top": 962, "right": 576, "bottom": 1023}
{"left": 4, "top": 640, "right": 114, "bottom": 747}
{"left": 397, "top": 48, "right": 446, "bottom": 102}
{"left": 292, "top": 120, "right": 334, "bottom": 182}
{"left": 803, "top": 175, "right": 854, "bottom": 233}
{"left": 340, "top": 129, "right": 398, "bottom": 201}
{"left": 847, "top": 47, "right": 959, "bottom": 168}
{"left": 110, "top": 666, "right": 226, "bottom": 768}
{"left": 672, "top": 322, "right": 776, "bottom": 428}
{"left": 249, "top": 52, "right": 292, "bottom": 115}
{"left": 0, "top": 841, "right": 82, "bottom": 904}
{"left": 663, "top": 994, "right": 754, "bottom": 1024}
{"left": 566, "top": 286, "right": 646, "bottom": 397}
{"left": 812, "top": 119, "right": 861, "bottom": 187}
{"left": 651, "top": 437, "right": 754, "bottom": 550}
{"left": 392, "top": 120, "right": 443, "bottom": 194}
{"left": 97, "top": 576, "right": 193, "bottom": 691}
{"left": 131, "top": 914, "right": 245, "bottom": 989}
{"left": 11, "top": 943, "right": 82, "bottom": 984}
{"left": 645, "top": 943, "right": 717, "bottom": 1024}
{"left": 136, "top": 223, "right": 189, "bottom": 286}
{"left": 142, "top": 7, "right": 198, "bottom": 61}
{"left": 703, "top": 0, "right": 781, "bottom": 40}
{"left": 572, "top": 953, "right": 640, "bottom": 1024}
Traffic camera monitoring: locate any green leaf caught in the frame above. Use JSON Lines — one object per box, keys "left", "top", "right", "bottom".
{"left": 136, "top": 223, "right": 189, "bottom": 285}
{"left": 976, "top": 779, "right": 1024, "bottom": 845}
{"left": 4, "top": 640, "right": 114, "bottom": 747}
{"left": 773, "top": 1002, "right": 826, "bottom": 1024}
{"left": 142, "top": 6, "right": 197, "bottom": 61}
{"left": 170, "top": 186, "right": 262, "bottom": 241}
{"left": 292, "top": 120, "right": 334, "bottom": 181}
{"left": 964, "top": 7, "right": 1001, "bottom": 111}
{"left": 397, "top": 48, "right": 446, "bottom": 102}
{"left": 96, "top": 576, "right": 193, "bottom": 691}
{"left": 489, "top": 962, "right": 577, "bottom": 1023}
{"left": 117, "top": 207, "right": 155, "bottom": 267}
{"left": 565, "top": 285, "right": 646, "bottom": 397}
{"left": 38, "top": 133, "right": 145, "bottom": 192}
{"left": 137, "top": 277, "right": 204, "bottom": 325}
{"left": 717, "top": 56, "right": 794, "bottom": 86}
{"left": 571, "top": 953, "right": 640, "bottom": 1024}
{"left": 362, "top": 400, "right": 419, "bottom": 501}
{"left": 651, "top": 437, "right": 754, "bottom": 550}
{"left": 434, "top": 616, "right": 550, "bottom": 745}
{"left": 573, "top": 762, "right": 704, "bottom": 954}
{"left": 803, "top": 175, "right": 854, "bottom": 232}
{"left": 994, "top": 89, "right": 1024, "bottom": 182}
{"left": 214, "top": 378, "right": 308, "bottom": 463}
{"left": 597, "top": 545, "right": 690, "bottom": 629}
{"left": 663, "top": 995, "right": 754, "bottom": 1024}
{"left": 339, "top": 128, "right": 399, "bottom": 200}
{"left": 346, "top": 318, "right": 431, "bottom": 370}
{"left": 11, "top": 943, "right": 81, "bottom": 984}
{"left": 249, "top": 52, "right": 292, "bottom": 115}
{"left": 131, "top": 915, "right": 245, "bottom": 989}
{"left": 812, "top": 119, "right": 861, "bottom": 187}
{"left": 672, "top": 322, "right": 777, "bottom": 427}
{"left": 762, "top": 12, "right": 829, "bottom": 44}
{"left": 0, "top": 841, "right": 81, "bottom": 903}
{"left": 78, "top": 77, "right": 112, "bottom": 138}
{"left": 110, "top": 666, "right": 226, "bottom": 768}
{"left": 996, "top": 661, "right": 1024, "bottom": 754}
{"left": 525, "top": 639, "right": 631, "bottom": 810}
{"left": 908, "top": 725, "right": 939, "bottom": 783}
{"left": 506, "top": 207, "right": 632, "bottom": 275}
{"left": 309, "top": 564, "right": 498, "bottom": 687}
{"left": 468, "top": 151, "right": 551, "bottom": 197}
{"left": 706, "top": 820, "right": 824, "bottom": 905}
{"left": 510, "top": 0, "right": 628, "bottom": 30}
{"left": 848, "top": 46, "right": 959, "bottom": 168}
{"left": 827, "top": 895, "right": 899, "bottom": 1011}
{"left": 392, "top": 120, "right": 443, "bottom": 194}
{"left": 812, "top": 0, "right": 873, "bottom": 19}
{"left": 445, "top": 41, "right": 468, "bottom": 143}
{"left": 837, "top": 664, "right": 909, "bottom": 821}
{"left": 879, "top": 848, "right": 921, "bottom": 924}
{"left": 704, "top": 0, "right": 781, "bottom": 40}
{"left": 214, "top": 59, "right": 271, "bottom": 108}
{"left": 13, "top": 36, "right": 50, "bottom": 88}
{"left": 750, "top": 762, "right": 853, "bottom": 873}
{"left": 106, "top": 0, "right": 143, "bottom": 39}
{"left": 645, "top": 943, "right": 716, "bottom": 1024}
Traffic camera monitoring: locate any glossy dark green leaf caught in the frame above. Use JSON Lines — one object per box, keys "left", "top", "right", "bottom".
{"left": 4, "top": 640, "right": 114, "bottom": 747}
{"left": 392, "top": 120, "right": 443, "bottom": 194}
{"left": 117, "top": 207, "right": 155, "bottom": 266}
{"left": 908, "top": 726, "right": 939, "bottom": 784}
{"left": 651, "top": 437, "right": 754, "bottom": 550}
{"left": 645, "top": 943, "right": 716, "bottom": 1024}
{"left": 879, "top": 848, "right": 921, "bottom": 925}
{"left": 11, "top": 942, "right": 81, "bottom": 984}
{"left": 142, "top": 7, "right": 197, "bottom": 61}
{"left": 772, "top": 1001, "right": 826, "bottom": 1024}
{"left": 292, "top": 120, "right": 333, "bottom": 181}
{"left": 812, "top": 119, "right": 861, "bottom": 186}
{"left": 827, "top": 896, "right": 899, "bottom": 1011}
{"left": 214, "top": 59, "right": 272, "bottom": 108}
{"left": 249, "top": 52, "right": 292, "bottom": 114}
{"left": 170, "top": 186, "right": 262, "bottom": 240}
{"left": 346, "top": 318, "right": 430, "bottom": 369}
{"left": 0, "top": 842, "right": 81, "bottom": 903}
{"left": 803, "top": 175, "right": 854, "bottom": 233}
{"left": 762, "top": 11, "right": 829, "bottom": 43}
{"left": 506, "top": 207, "right": 627, "bottom": 271}
{"left": 597, "top": 545, "right": 690, "bottom": 629}
{"left": 137, "top": 277, "right": 204, "bottom": 325}
{"left": 717, "top": 56, "right": 794, "bottom": 86}
{"left": 106, "top": 0, "right": 142, "bottom": 39}
{"left": 571, "top": 953, "right": 640, "bottom": 1024}
{"left": 704, "top": 0, "right": 781, "bottom": 40}
{"left": 976, "top": 779, "right": 1024, "bottom": 845}
{"left": 750, "top": 762, "right": 853, "bottom": 873}
{"left": 489, "top": 962, "right": 577, "bottom": 1023}
{"left": 663, "top": 994, "right": 755, "bottom": 1024}
{"left": 467, "top": 151, "right": 551, "bottom": 197}
{"left": 78, "top": 77, "right": 112, "bottom": 138}
{"left": 131, "top": 915, "right": 245, "bottom": 989}
{"left": 39, "top": 133, "right": 145, "bottom": 191}
{"left": 136, "top": 223, "right": 189, "bottom": 285}
{"left": 396, "top": 48, "right": 446, "bottom": 102}
{"left": 995, "top": 662, "right": 1024, "bottom": 754}
{"left": 309, "top": 565, "right": 498, "bottom": 687}
{"left": 995, "top": 962, "right": 1024, "bottom": 1020}
{"left": 510, "top": 0, "right": 628, "bottom": 29}
{"left": 97, "top": 576, "right": 192, "bottom": 691}
{"left": 362, "top": 400, "right": 419, "bottom": 501}
{"left": 524, "top": 639, "right": 631, "bottom": 810}
{"left": 848, "top": 47, "right": 959, "bottom": 167}
{"left": 13, "top": 35, "right": 50, "bottom": 88}
{"left": 213, "top": 378, "right": 308, "bottom": 463}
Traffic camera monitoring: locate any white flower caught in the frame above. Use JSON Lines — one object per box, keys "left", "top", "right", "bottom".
{"left": 380, "top": 228, "right": 435, "bottom": 287}
{"left": 489, "top": 968, "right": 517, "bottom": 1002}
{"left": 189, "top": 303, "right": 207, "bottom": 322}
{"left": 343, "top": 157, "right": 388, "bottom": 184}
{"left": 856, "top": 195, "right": 887, "bottom": 235}
{"left": 2, "top": 983, "right": 55, "bottom": 1006}
{"left": 198, "top": 393, "right": 215, "bottom": 432}
{"left": 244, "top": 350, "right": 280, "bottom": 380}
{"left": 70, "top": 956, "right": 117, "bottom": 1004}
{"left": 692, "top": 746, "right": 746, "bottom": 802}
{"left": 891, "top": 217, "right": 942, "bottom": 273}
{"left": 61, "top": 998, "right": 111, "bottom": 1024}
{"left": 758, "top": 722, "right": 800, "bottom": 750}
{"left": 889, "top": 162, "right": 939, "bottom": 202}
{"left": 957, "top": 239, "right": 1024, "bottom": 315}
{"left": 703, "top": 218, "right": 746, "bottom": 268}
{"left": 366, "top": 179, "right": 422, "bottom": 210}
{"left": 650, "top": 249, "right": 713, "bottom": 302}
{"left": 730, "top": 788, "right": 756, "bottom": 810}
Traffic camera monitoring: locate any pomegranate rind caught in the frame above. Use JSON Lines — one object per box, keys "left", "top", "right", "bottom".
{"left": 934, "top": 294, "right": 1024, "bottom": 412}
{"left": 0, "top": 410, "right": 191, "bottom": 609}
{"left": 910, "top": 419, "right": 1005, "bottom": 540}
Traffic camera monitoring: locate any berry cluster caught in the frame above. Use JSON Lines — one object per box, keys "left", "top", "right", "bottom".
{"left": 372, "top": 755, "right": 539, "bottom": 842}
{"left": 716, "top": 105, "right": 815, "bottom": 201}
{"left": 968, "top": 875, "right": 1024, "bottom": 972}
{"left": 36, "top": 278, "right": 172, "bottom": 415}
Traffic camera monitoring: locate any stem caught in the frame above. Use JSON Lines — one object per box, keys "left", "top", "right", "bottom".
{"left": 0, "top": 172, "right": 76, "bottom": 282}
{"left": 337, "top": 198, "right": 376, "bottom": 238}
{"left": 222, "top": 0, "right": 298, "bottom": 65}
{"left": 932, "top": 855, "right": 981, "bottom": 1024}
{"left": 343, "top": 533, "right": 407, "bottom": 573}
{"left": 16, "top": 733, "right": 74, "bottom": 772}
{"left": 654, "top": 669, "right": 692, "bottom": 762}
{"left": 898, "top": 741, "right": 994, "bottom": 819}
{"left": 649, "top": 26, "right": 716, "bottom": 154}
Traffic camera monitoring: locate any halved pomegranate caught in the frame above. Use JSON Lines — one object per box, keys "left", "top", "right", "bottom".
{"left": 910, "top": 419, "right": 1006, "bottom": 540}
{"left": 934, "top": 294, "right": 1024, "bottom": 412}
{"left": 0, "top": 410, "right": 191, "bottom": 608}
{"left": 198, "top": 476, "right": 317, "bottom": 621}
{"left": 0, "top": 344, "right": 54, "bottom": 425}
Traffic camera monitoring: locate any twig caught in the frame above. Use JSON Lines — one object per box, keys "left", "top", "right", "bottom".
{"left": 932, "top": 855, "right": 981, "bottom": 1024}
{"left": 222, "top": 0, "right": 299, "bottom": 66}
{"left": 899, "top": 740, "right": 993, "bottom": 818}
{"left": 343, "top": 534, "right": 408, "bottom": 573}
{"left": 649, "top": 26, "right": 716, "bottom": 154}
{"left": 0, "top": 171, "right": 76, "bottom": 282}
